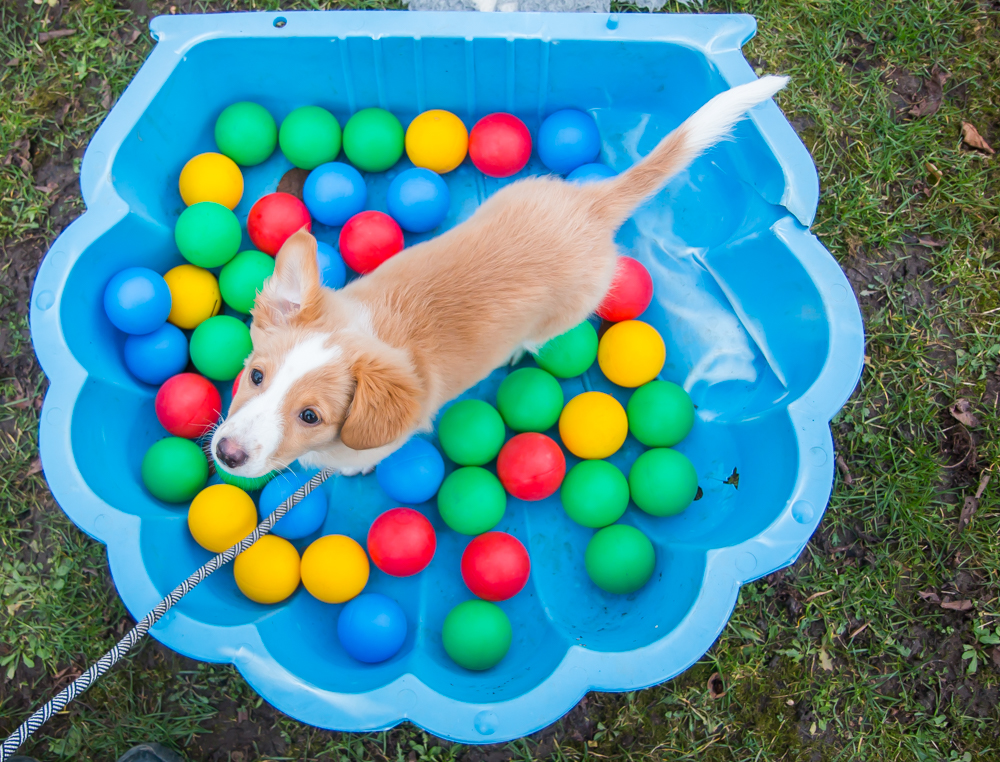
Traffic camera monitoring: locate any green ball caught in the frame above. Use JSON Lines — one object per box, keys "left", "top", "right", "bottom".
{"left": 628, "top": 448, "right": 699, "bottom": 517}
{"left": 627, "top": 381, "right": 695, "bottom": 447}
{"left": 219, "top": 250, "right": 275, "bottom": 314}
{"left": 141, "top": 437, "right": 208, "bottom": 503}
{"left": 585, "top": 524, "right": 655, "bottom": 594}
{"left": 279, "top": 106, "right": 342, "bottom": 170}
{"left": 560, "top": 460, "right": 629, "bottom": 528}
{"left": 437, "top": 467, "right": 506, "bottom": 535}
{"left": 216, "top": 468, "right": 278, "bottom": 492}
{"left": 496, "top": 368, "right": 564, "bottom": 433}
{"left": 189, "top": 315, "right": 253, "bottom": 381}
{"left": 437, "top": 399, "right": 506, "bottom": 466}
{"left": 215, "top": 102, "right": 278, "bottom": 167}
{"left": 175, "top": 201, "right": 242, "bottom": 269}
{"left": 342, "top": 108, "right": 405, "bottom": 173}
{"left": 535, "top": 321, "right": 598, "bottom": 378}
{"left": 442, "top": 600, "right": 512, "bottom": 671}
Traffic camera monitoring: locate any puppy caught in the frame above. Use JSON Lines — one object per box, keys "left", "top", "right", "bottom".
{"left": 212, "top": 75, "right": 788, "bottom": 479}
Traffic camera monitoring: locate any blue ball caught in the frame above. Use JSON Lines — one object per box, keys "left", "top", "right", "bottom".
{"left": 337, "top": 593, "right": 407, "bottom": 663}
{"left": 303, "top": 162, "right": 367, "bottom": 227}
{"left": 123, "top": 323, "right": 189, "bottom": 385}
{"left": 566, "top": 163, "right": 617, "bottom": 184}
{"left": 386, "top": 168, "right": 450, "bottom": 233}
{"left": 376, "top": 438, "right": 445, "bottom": 504}
{"left": 259, "top": 470, "right": 329, "bottom": 539}
{"left": 316, "top": 241, "right": 347, "bottom": 289}
{"left": 537, "top": 109, "right": 601, "bottom": 174}
{"left": 103, "top": 267, "right": 172, "bottom": 335}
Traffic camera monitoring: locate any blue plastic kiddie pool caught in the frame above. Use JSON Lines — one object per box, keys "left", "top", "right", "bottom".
{"left": 30, "top": 10, "right": 864, "bottom": 744}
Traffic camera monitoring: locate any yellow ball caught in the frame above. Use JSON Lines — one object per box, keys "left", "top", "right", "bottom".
{"left": 300, "top": 535, "right": 369, "bottom": 604}
{"left": 234, "top": 535, "right": 301, "bottom": 604}
{"left": 558, "top": 391, "right": 628, "bottom": 459}
{"left": 405, "top": 110, "right": 468, "bottom": 174}
{"left": 163, "top": 264, "right": 221, "bottom": 330}
{"left": 178, "top": 152, "right": 244, "bottom": 209}
{"left": 187, "top": 484, "right": 257, "bottom": 553}
{"left": 597, "top": 320, "right": 666, "bottom": 388}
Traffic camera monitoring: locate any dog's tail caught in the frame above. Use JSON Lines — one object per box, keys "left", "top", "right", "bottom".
{"left": 587, "top": 75, "right": 789, "bottom": 226}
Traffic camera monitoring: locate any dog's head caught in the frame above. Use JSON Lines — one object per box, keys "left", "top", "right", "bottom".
{"left": 211, "top": 229, "right": 423, "bottom": 478}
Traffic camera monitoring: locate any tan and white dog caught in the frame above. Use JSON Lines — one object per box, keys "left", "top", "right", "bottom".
{"left": 211, "top": 75, "right": 788, "bottom": 479}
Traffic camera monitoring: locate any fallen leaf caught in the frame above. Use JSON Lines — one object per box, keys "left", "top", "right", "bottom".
{"left": 819, "top": 647, "right": 834, "bottom": 672}
{"left": 236, "top": 709, "right": 248, "bottom": 723}
{"left": 723, "top": 467, "right": 739, "bottom": 489}
{"left": 850, "top": 622, "right": 869, "bottom": 639}
{"left": 2, "top": 138, "right": 31, "bottom": 173}
{"left": 958, "top": 496, "right": 978, "bottom": 531}
{"left": 100, "top": 79, "right": 113, "bottom": 111}
{"left": 918, "top": 237, "right": 945, "bottom": 248}
{"left": 38, "top": 28, "right": 76, "bottom": 43}
{"left": 34, "top": 182, "right": 58, "bottom": 194}
{"left": 918, "top": 589, "right": 941, "bottom": 604}
{"left": 836, "top": 453, "right": 853, "bottom": 485}
{"left": 910, "top": 65, "right": 949, "bottom": 117}
{"left": 962, "top": 122, "right": 994, "bottom": 155}
{"left": 26, "top": 458, "right": 42, "bottom": 477}
{"left": 975, "top": 473, "right": 991, "bottom": 499}
{"left": 5, "top": 57, "right": 20, "bottom": 67}
{"left": 941, "top": 599, "right": 974, "bottom": 611}
{"left": 949, "top": 398, "right": 980, "bottom": 428}
{"left": 925, "top": 161, "right": 942, "bottom": 185}
{"left": 805, "top": 589, "right": 834, "bottom": 604}
{"left": 707, "top": 672, "right": 725, "bottom": 700}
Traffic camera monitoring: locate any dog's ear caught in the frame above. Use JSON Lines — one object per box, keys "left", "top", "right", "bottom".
{"left": 252, "top": 227, "right": 323, "bottom": 327}
{"left": 340, "top": 352, "right": 422, "bottom": 451}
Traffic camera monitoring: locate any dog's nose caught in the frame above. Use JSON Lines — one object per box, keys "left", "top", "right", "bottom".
{"left": 215, "top": 437, "right": 248, "bottom": 469}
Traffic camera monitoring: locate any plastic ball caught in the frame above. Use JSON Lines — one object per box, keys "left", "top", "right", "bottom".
{"left": 537, "top": 109, "right": 601, "bottom": 174}
{"left": 597, "top": 320, "right": 666, "bottom": 388}
{"left": 405, "top": 109, "right": 468, "bottom": 174}
{"left": 215, "top": 101, "right": 278, "bottom": 167}
{"left": 596, "top": 257, "right": 653, "bottom": 322}
{"left": 233, "top": 535, "right": 301, "bottom": 604}
{"left": 628, "top": 448, "right": 699, "bottom": 517}
{"left": 386, "top": 167, "right": 450, "bottom": 233}
{"left": 315, "top": 241, "right": 347, "bottom": 289}
{"left": 496, "top": 433, "right": 565, "bottom": 501}
{"left": 124, "top": 323, "right": 188, "bottom": 385}
{"left": 367, "top": 507, "right": 436, "bottom": 577}
{"left": 496, "top": 368, "right": 564, "bottom": 432}
{"left": 178, "top": 152, "right": 243, "bottom": 209}
{"left": 461, "top": 532, "right": 530, "bottom": 601}
{"left": 534, "top": 321, "right": 598, "bottom": 378}
{"left": 141, "top": 437, "right": 208, "bottom": 503}
{"left": 339, "top": 211, "right": 405, "bottom": 275}
{"left": 175, "top": 201, "right": 242, "bottom": 269}
{"left": 560, "top": 460, "right": 629, "bottom": 528}
{"left": 437, "top": 399, "right": 505, "bottom": 466}
{"left": 103, "top": 267, "right": 172, "bottom": 335}
{"left": 187, "top": 483, "right": 257, "bottom": 553}
{"left": 338, "top": 593, "right": 408, "bottom": 663}
{"left": 217, "top": 468, "right": 278, "bottom": 493}
{"left": 566, "top": 163, "right": 616, "bottom": 183}
{"left": 300, "top": 535, "right": 369, "bottom": 603}
{"left": 248, "top": 192, "right": 312, "bottom": 256}
{"left": 219, "top": 250, "right": 275, "bottom": 314}
{"left": 279, "top": 106, "right": 342, "bottom": 170}
{"left": 442, "top": 600, "right": 511, "bottom": 671}
{"left": 558, "top": 391, "right": 628, "bottom": 460}
{"left": 303, "top": 162, "right": 367, "bottom": 227}
{"left": 375, "top": 438, "right": 445, "bottom": 504}
{"left": 259, "top": 470, "right": 329, "bottom": 540}
{"left": 627, "top": 380, "right": 695, "bottom": 447}
{"left": 468, "top": 113, "right": 532, "bottom": 178}
{"left": 343, "top": 108, "right": 405, "bottom": 173}
{"left": 189, "top": 315, "right": 253, "bottom": 381}
{"left": 155, "top": 373, "right": 221, "bottom": 439}
{"left": 437, "top": 467, "right": 506, "bottom": 536}
{"left": 585, "top": 524, "right": 655, "bottom": 594}
{"left": 163, "top": 264, "right": 221, "bottom": 330}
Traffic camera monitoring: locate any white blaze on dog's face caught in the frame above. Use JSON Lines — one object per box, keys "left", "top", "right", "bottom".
{"left": 211, "top": 229, "right": 423, "bottom": 478}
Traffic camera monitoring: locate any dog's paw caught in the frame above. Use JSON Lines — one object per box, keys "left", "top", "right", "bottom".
{"left": 337, "top": 464, "right": 378, "bottom": 477}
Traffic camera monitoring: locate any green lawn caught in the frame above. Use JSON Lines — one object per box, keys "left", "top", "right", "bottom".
{"left": 2, "top": 0, "right": 999, "bottom": 759}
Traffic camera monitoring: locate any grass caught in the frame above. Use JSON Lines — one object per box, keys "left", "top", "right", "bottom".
{"left": 2, "top": 0, "right": 1000, "bottom": 759}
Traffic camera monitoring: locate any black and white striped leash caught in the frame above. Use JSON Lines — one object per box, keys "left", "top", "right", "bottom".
{"left": 0, "top": 467, "right": 335, "bottom": 761}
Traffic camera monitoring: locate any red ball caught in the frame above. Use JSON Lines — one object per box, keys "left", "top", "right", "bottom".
{"left": 367, "top": 507, "right": 436, "bottom": 577}
{"left": 496, "top": 432, "right": 566, "bottom": 501}
{"left": 247, "top": 192, "right": 312, "bottom": 256}
{"left": 461, "top": 532, "right": 530, "bottom": 601}
{"left": 339, "top": 211, "right": 405, "bottom": 275}
{"left": 596, "top": 257, "right": 654, "bottom": 322}
{"left": 469, "top": 113, "right": 533, "bottom": 179}
{"left": 155, "top": 373, "right": 222, "bottom": 439}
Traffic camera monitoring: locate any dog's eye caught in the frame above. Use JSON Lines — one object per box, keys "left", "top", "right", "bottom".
{"left": 250, "top": 368, "right": 263, "bottom": 385}
{"left": 299, "top": 408, "right": 320, "bottom": 425}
